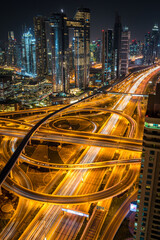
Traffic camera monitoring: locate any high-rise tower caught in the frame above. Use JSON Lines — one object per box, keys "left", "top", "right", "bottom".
{"left": 73, "top": 7, "right": 90, "bottom": 89}
{"left": 113, "top": 12, "right": 122, "bottom": 79}
{"left": 49, "top": 12, "right": 69, "bottom": 93}
{"left": 134, "top": 83, "right": 160, "bottom": 240}
{"left": 102, "top": 29, "right": 114, "bottom": 83}
{"left": 151, "top": 24, "right": 160, "bottom": 61}
{"left": 120, "top": 26, "right": 130, "bottom": 76}
{"left": 34, "top": 16, "right": 48, "bottom": 77}
{"left": 7, "top": 31, "right": 17, "bottom": 67}
{"left": 21, "top": 28, "right": 36, "bottom": 75}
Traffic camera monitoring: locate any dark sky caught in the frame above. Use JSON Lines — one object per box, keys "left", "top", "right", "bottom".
{"left": 1, "top": 0, "right": 160, "bottom": 42}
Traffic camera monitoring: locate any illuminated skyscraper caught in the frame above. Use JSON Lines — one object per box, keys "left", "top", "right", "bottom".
{"left": 134, "top": 83, "right": 160, "bottom": 240}
{"left": 49, "top": 12, "right": 69, "bottom": 92}
{"left": 90, "top": 40, "right": 102, "bottom": 63}
{"left": 120, "top": 26, "right": 130, "bottom": 76}
{"left": 151, "top": 24, "right": 160, "bottom": 60}
{"left": 144, "top": 32, "right": 152, "bottom": 65}
{"left": 113, "top": 12, "right": 122, "bottom": 79}
{"left": 15, "top": 43, "right": 22, "bottom": 68}
{"left": 73, "top": 8, "right": 90, "bottom": 89}
{"left": 7, "top": 31, "right": 17, "bottom": 66}
{"left": 130, "top": 40, "right": 143, "bottom": 57}
{"left": 0, "top": 48, "right": 5, "bottom": 66}
{"left": 102, "top": 29, "right": 114, "bottom": 83}
{"left": 22, "top": 29, "right": 36, "bottom": 75}
{"left": 144, "top": 25, "right": 160, "bottom": 65}
{"left": 34, "top": 16, "right": 48, "bottom": 77}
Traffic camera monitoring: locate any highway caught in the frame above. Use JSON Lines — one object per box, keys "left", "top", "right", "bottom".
{"left": 101, "top": 189, "right": 138, "bottom": 240}
{"left": 0, "top": 65, "right": 159, "bottom": 239}
{"left": 3, "top": 164, "right": 138, "bottom": 204}
{"left": 0, "top": 92, "right": 103, "bottom": 187}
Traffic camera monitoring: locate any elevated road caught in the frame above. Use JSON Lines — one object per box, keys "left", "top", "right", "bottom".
{"left": 9, "top": 138, "right": 142, "bottom": 169}
{"left": 3, "top": 165, "right": 138, "bottom": 204}
{"left": 0, "top": 128, "right": 142, "bottom": 151}
{"left": 0, "top": 93, "right": 100, "bottom": 187}
{"left": 101, "top": 189, "right": 138, "bottom": 240}
{"left": 106, "top": 91, "right": 148, "bottom": 97}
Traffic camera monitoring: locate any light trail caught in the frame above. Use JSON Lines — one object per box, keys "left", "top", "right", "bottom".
{"left": 0, "top": 66, "right": 159, "bottom": 239}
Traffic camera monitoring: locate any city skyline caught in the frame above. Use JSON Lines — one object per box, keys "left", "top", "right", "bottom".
{"left": 0, "top": 2, "right": 160, "bottom": 239}
{"left": 1, "top": 0, "right": 160, "bottom": 42}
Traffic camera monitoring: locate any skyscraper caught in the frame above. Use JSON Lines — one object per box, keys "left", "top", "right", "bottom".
{"left": 0, "top": 48, "right": 5, "bottom": 66}
{"left": 120, "top": 26, "right": 130, "bottom": 76}
{"left": 102, "top": 29, "right": 114, "bottom": 83}
{"left": 49, "top": 12, "right": 69, "bottom": 93}
{"left": 144, "top": 32, "right": 152, "bottom": 65}
{"left": 151, "top": 24, "right": 160, "bottom": 61}
{"left": 7, "top": 31, "right": 17, "bottom": 67}
{"left": 90, "top": 40, "right": 102, "bottom": 63}
{"left": 130, "top": 40, "right": 143, "bottom": 57}
{"left": 21, "top": 28, "right": 36, "bottom": 75}
{"left": 34, "top": 16, "right": 48, "bottom": 77}
{"left": 134, "top": 83, "right": 160, "bottom": 240}
{"left": 73, "top": 7, "right": 90, "bottom": 90}
{"left": 113, "top": 12, "right": 122, "bottom": 79}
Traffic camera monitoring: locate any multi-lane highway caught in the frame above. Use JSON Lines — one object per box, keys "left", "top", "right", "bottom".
{"left": 0, "top": 65, "right": 160, "bottom": 239}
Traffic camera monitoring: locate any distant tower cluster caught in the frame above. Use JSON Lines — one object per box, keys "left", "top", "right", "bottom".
{"left": 144, "top": 24, "right": 160, "bottom": 65}
{"left": 34, "top": 8, "right": 91, "bottom": 92}
{"left": 0, "top": 7, "right": 90, "bottom": 93}
{"left": 129, "top": 40, "right": 143, "bottom": 57}
{"left": 102, "top": 13, "right": 130, "bottom": 84}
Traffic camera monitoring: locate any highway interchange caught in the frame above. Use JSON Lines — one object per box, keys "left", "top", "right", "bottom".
{"left": 0, "top": 65, "right": 160, "bottom": 239}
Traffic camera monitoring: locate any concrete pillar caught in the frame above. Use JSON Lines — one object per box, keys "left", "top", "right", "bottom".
{"left": 22, "top": 148, "right": 25, "bottom": 154}
{"left": 10, "top": 170, "right": 13, "bottom": 179}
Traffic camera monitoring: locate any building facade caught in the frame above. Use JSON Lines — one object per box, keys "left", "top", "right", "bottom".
{"left": 90, "top": 40, "right": 102, "bottom": 63}
{"left": 34, "top": 16, "right": 48, "bottom": 77}
{"left": 72, "top": 8, "right": 90, "bottom": 90}
{"left": 120, "top": 26, "right": 130, "bottom": 75}
{"left": 49, "top": 12, "right": 69, "bottom": 93}
{"left": 134, "top": 83, "right": 160, "bottom": 240}
{"left": 21, "top": 29, "right": 36, "bottom": 75}
{"left": 102, "top": 29, "right": 114, "bottom": 83}
{"left": 7, "top": 31, "right": 17, "bottom": 67}
{"left": 144, "top": 25, "right": 160, "bottom": 65}
{"left": 113, "top": 13, "right": 122, "bottom": 79}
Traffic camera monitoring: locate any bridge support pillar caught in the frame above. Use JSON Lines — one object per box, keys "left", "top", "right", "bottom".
{"left": 22, "top": 148, "right": 25, "bottom": 154}
{"left": 0, "top": 187, "right": 2, "bottom": 195}
{"left": 17, "top": 158, "right": 20, "bottom": 165}
{"left": 10, "top": 170, "right": 13, "bottom": 179}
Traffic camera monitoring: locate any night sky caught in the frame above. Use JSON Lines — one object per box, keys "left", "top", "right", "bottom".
{"left": 1, "top": 0, "right": 160, "bottom": 42}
